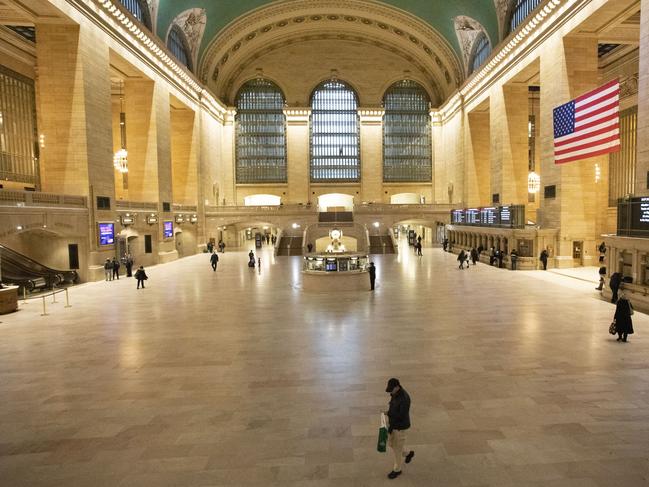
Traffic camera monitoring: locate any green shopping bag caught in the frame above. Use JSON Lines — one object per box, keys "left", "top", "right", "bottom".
{"left": 377, "top": 413, "right": 388, "bottom": 453}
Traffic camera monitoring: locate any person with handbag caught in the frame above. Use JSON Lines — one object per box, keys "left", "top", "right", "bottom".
{"left": 383, "top": 378, "right": 414, "bottom": 479}
{"left": 613, "top": 290, "right": 634, "bottom": 342}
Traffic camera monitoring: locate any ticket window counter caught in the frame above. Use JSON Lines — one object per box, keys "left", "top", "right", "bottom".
{"left": 517, "top": 239, "right": 533, "bottom": 257}
{"left": 622, "top": 251, "right": 633, "bottom": 281}
{"left": 642, "top": 254, "right": 649, "bottom": 286}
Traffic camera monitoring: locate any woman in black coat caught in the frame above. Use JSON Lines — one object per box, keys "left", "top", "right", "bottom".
{"left": 613, "top": 291, "right": 634, "bottom": 342}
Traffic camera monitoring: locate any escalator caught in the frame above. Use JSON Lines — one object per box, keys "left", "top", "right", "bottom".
{"left": 0, "top": 244, "right": 78, "bottom": 291}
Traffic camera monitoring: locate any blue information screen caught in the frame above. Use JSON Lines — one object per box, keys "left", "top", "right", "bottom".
{"left": 98, "top": 223, "right": 114, "bottom": 246}
{"left": 163, "top": 221, "right": 173, "bottom": 238}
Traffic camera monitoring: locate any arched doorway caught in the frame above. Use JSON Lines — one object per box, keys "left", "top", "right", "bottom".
{"left": 317, "top": 193, "right": 354, "bottom": 212}
{"left": 390, "top": 193, "right": 424, "bottom": 204}
{"left": 243, "top": 194, "right": 281, "bottom": 206}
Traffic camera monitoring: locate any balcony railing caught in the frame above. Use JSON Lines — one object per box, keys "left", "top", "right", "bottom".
{"left": 354, "top": 203, "right": 456, "bottom": 213}
{"left": 205, "top": 204, "right": 317, "bottom": 214}
{"left": 0, "top": 190, "right": 87, "bottom": 209}
{"left": 115, "top": 200, "right": 158, "bottom": 211}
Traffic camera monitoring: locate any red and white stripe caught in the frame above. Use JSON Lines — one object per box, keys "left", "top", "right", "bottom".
{"left": 554, "top": 79, "right": 620, "bottom": 164}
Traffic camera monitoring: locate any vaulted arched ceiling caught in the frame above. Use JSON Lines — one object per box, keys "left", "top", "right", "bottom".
{"left": 155, "top": 0, "right": 502, "bottom": 105}
{"left": 156, "top": 0, "right": 500, "bottom": 60}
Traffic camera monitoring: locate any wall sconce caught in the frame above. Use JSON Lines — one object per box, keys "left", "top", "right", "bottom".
{"left": 175, "top": 214, "right": 184, "bottom": 223}
{"left": 121, "top": 213, "right": 134, "bottom": 225}
{"left": 190, "top": 214, "right": 198, "bottom": 223}
{"left": 528, "top": 171, "right": 541, "bottom": 193}
{"left": 39, "top": 134, "right": 45, "bottom": 149}
{"left": 146, "top": 213, "right": 158, "bottom": 224}
{"left": 595, "top": 164, "right": 601, "bottom": 183}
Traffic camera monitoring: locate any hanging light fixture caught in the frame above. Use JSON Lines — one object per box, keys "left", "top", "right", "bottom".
{"left": 113, "top": 81, "right": 128, "bottom": 174}
{"left": 528, "top": 87, "right": 539, "bottom": 194}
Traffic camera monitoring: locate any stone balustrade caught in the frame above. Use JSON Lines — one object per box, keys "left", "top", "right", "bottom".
{"left": 0, "top": 190, "right": 87, "bottom": 209}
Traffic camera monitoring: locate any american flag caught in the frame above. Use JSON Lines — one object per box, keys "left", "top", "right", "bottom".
{"left": 553, "top": 79, "right": 620, "bottom": 164}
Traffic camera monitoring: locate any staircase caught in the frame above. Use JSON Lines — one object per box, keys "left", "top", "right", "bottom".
{"left": 277, "top": 236, "right": 303, "bottom": 256}
{"left": 368, "top": 235, "right": 395, "bottom": 254}
{"left": 318, "top": 211, "right": 354, "bottom": 223}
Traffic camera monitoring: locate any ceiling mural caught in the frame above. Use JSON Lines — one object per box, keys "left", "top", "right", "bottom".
{"left": 156, "top": 0, "right": 500, "bottom": 60}
{"left": 454, "top": 16, "right": 490, "bottom": 74}
{"left": 168, "top": 8, "right": 208, "bottom": 68}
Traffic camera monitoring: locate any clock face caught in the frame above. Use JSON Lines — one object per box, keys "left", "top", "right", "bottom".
{"left": 331, "top": 229, "right": 342, "bottom": 240}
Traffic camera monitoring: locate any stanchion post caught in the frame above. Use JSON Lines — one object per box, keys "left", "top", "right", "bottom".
{"left": 65, "top": 288, "right": 71, "bottom": 308}
{"left": 22, "top": 287, "right": 28, "bottom": 305}
{"left": 41, "top": 296, "right": 48, "bottom": 316}
{"left": 52, "top": 291, "right": 58, "bottom": 304}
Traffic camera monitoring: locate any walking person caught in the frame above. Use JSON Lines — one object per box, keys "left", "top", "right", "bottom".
{"left": 124, "top": 254, "right": 134, "bottom": 277}
{"left": 384, "top": 378, "right": 414, "bottom": 479}
{"left": 442, "top": 237, "right": 448, "bottom": 252}
{"left": 510, "top": 249, "right": 518, "bottom": 270}
{"left": 470, "top": 247, "right": 478, "bottom": 266}
{"left": 497, "top": 250, "right": 505, "bottom": 269}
{"left": 104, "top": 259, "right": 112, "bottom": 281}
{"left": 210, "top": 251, "right": 219, "bottom": 271}
{"left": 596, "top": 266, "right": 606, "bottom": 291}
{"left": 539, "top": 249, "right": 549, "bottom": 270}
{"left": 613, "top": 291, "right": 634, "bottom": 342}
{"left": 112, "top": 257, "right": 120, "bottom": 280}
{"left": 416, "top": 241, "right": 422, "bottom": 257}
{"left": 457, "top": 250, "right": 466, "bottom": 269}
{"left": 368, "top": 262, "right": 376, "bottom": 290}
{"left": 134, "top": 266, "right": 147, "bottom": 289}
{"left": 609, "top": 272, "right": 622, "bottom": 303}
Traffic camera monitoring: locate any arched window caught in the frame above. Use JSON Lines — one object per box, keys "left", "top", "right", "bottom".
{"left": 235, "top": 79, "right": 287, "bottom": 183}
{"left": 310, "top": 80, "right": 360, "bottom": 182}
{"left": 383, "top": 80, "right": 432, "bottom": 182}
{"left": 469, "top": 33, "right": 491, "bottom": 74}
{"left": 118, "top": 0, "right": 152, "bottom": 30}
{"left": 167, "top": 25, "right": 192, "bottom": 71}
{"left": 508, "top": 0, "right": 542, "bottom": 33}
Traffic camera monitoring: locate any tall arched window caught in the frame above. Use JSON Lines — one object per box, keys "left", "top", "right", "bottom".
{"left": 119, "top": 0, "right": 152, "bottom": 30}
{"left": 167, "top": 25, "right": 192, "bottom": 71}
{"left": 310, "top": 80, "right": 360, "bottom": 182}
{"left": 383, "top": 80, "right": 432, "bottom": 182}
{"left": 508, "top": 0, "right": 542, "bottom": 33}
{"left": 469, "top": 33, "right": 491, "bottom": 74}
{"left": 235, "top": 79, "right": 287, "bottom": 183}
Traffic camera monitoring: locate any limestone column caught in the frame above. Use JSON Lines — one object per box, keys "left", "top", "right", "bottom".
{"left": 220, "top": 109, "right": 236, "bottom": 205}
{"left": 489, "top": 83, "right": 529, "bottom": 205}
{"left": 36, "top": 23, "right": 115, "bottom": 280}
{"left": 123, "top": 80, "right": 159, "bottom": 203}
{"left": 359, "top": 109, "right": 384, "bottom": 203}
{"left": 539, "top": 35, "right": 605, "bottom": 267}
{"left": 635, "top": 0, "right": 649, "bottom": 194}
{"left": 466, "top": 110, "right": 491, "bottom": 206}
{"left": 284, "top": 108, "right": 310, "bottom": 204}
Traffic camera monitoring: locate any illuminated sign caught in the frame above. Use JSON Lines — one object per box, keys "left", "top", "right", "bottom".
{"left": 98, "top": 223, "right": 114, "bottom": 246}
{"left": 163, "top": 221, "right": 173, "bottom": 238}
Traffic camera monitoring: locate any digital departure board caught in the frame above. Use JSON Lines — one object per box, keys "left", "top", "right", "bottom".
{"left": 450, "top": 205, "right": 525, "bottom": 229}
{"left": 618, "top": 197, "right": 649, "bottom": 237}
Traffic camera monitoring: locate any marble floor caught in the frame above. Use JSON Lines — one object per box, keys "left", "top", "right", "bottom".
{"left": 1, "top": 241, "right": 648, "bottom": 487}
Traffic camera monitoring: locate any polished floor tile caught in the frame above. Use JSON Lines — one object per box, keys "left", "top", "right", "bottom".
{"left": 0, "top": 241, "right": 648, "bottom": 486}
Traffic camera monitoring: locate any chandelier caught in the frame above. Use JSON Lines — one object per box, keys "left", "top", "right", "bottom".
{"left": 113, "top": 81, "right": 128, "bottom": 174}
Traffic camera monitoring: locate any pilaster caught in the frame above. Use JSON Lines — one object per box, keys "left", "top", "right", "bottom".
{"left": 284, "top": 108, "right": 311, "bottom": 204}
{"left": 358, "top": 108, "right": 384, "bottom": 203}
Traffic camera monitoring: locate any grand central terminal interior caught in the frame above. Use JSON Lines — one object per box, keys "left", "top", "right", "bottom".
{"left": 1, "top": 0, "right": 649, "bottom": 485}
